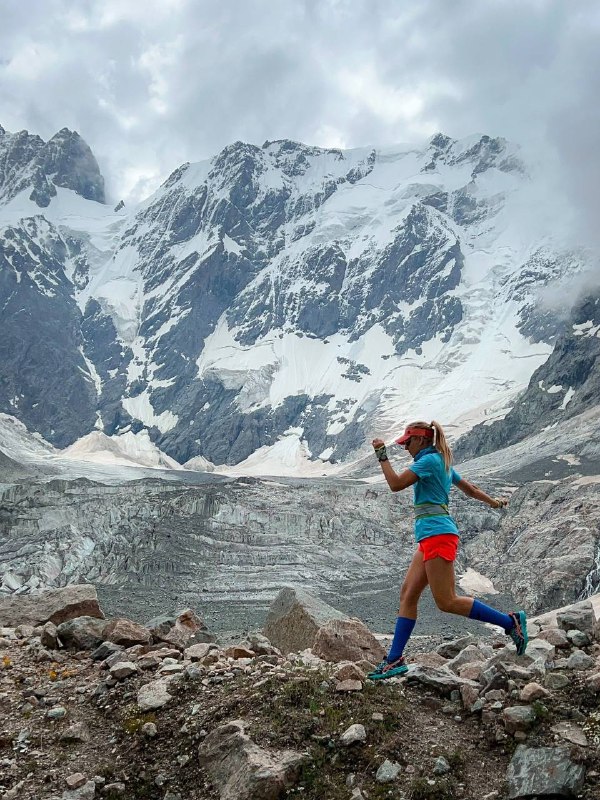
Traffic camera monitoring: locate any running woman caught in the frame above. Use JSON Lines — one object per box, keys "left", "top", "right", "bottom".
{"left": 368, "top": 420, "right": 527, "bottom": 680}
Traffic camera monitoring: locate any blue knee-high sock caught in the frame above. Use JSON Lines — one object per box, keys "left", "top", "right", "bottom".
{"left": 387, "top": 616, "right": 416, "bottom": 662}
{"left": 469, "top": 599, "right": 513, "bottom": 631}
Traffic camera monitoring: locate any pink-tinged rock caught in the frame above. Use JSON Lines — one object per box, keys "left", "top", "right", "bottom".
{"left": 185, "top": 643, "right": 218, "bottom": 661}
{"left": 520, "top": 682, "right": 550, "bottom": 702}
{"left": 224, "top": 646, "right": 256, "bottom": 660}
{"left": 537, "top": 628, "right": 570, "bottom": 648}
{"left": 460, "top": 683, "right": 480, "bottom": 711}
{"left": 458, "top": 663, "right": 484, "bottom": 681}
{"left": 333, "top": 662, "right": 366, "bottom": 682}
{"left": 416, "top": 651, "right": 448, "bottom": 668}
{"left": 263, "top": 587, "right": 349, "bottom": 655}
{"left": 312, "top": 618, "right": 386, "bottom": 664}
{"left": 104, "top": 618, "right": 152, "bottom": 647}
{"left": 502, "top": 705, "right": 536, "bottom": 734}
{"left": 66, "top": 773, "right": 87, "bottom": 789}
{"left": 0, "top": 585, "right": 104, "bottom": 627}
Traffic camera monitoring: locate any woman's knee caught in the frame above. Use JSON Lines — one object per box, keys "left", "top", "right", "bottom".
{"left": 434, "top": 594, "right": 458, "bottom": 613}
{"left": 400, "top": 584, "right": 420, "bottom": 606}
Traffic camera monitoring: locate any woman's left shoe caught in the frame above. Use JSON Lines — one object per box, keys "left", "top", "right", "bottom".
{"left": 507, "top": 610, "right": 528, "bottom": 656}
{"left": 367, "top": 656, "right": 408, "bottom": 680}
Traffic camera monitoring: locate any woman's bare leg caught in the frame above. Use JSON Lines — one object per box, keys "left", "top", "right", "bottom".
{"left": 398, "top": 548, "right": 430, "bottom": 619}
{"left": 424, "top": 557, "right": 474, "bottom": 616}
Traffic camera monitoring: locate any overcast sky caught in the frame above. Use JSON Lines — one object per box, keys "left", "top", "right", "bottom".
{"left": 1, "top": 0, "right": 599, "bottom": 249}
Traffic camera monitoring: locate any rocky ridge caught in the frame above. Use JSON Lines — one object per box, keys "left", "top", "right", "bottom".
{"left": 1, "top": 585, "right": 599, "bottom": 799}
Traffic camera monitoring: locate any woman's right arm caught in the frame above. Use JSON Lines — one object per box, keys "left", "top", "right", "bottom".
{"left": 456, "top": 477, "right": 508, "bottom": 509}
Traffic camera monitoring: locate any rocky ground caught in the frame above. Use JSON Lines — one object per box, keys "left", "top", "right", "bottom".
{"left": 1, "top": 587, "right": 600, "bottom": 800}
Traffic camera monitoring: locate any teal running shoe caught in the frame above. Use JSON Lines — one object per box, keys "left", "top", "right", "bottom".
{"left": 367, "top": 656, "right": 408, "bottom": 680}
{"left": 507, "top": 610, "right": 528, "bottom": 656}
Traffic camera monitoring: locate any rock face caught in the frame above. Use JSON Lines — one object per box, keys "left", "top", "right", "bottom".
{"left": 0, "top": 123, "right": 593, "bottom": 468}
{"left": 0, "top": 584, "right": 104, "bottom": 627}
{"left": 456, "top": 292, "right": 600, "bottom": 460}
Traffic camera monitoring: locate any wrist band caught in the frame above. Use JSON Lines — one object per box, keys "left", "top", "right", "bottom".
{"left": 374, "top": 445, "right": 388, "bottom": 462}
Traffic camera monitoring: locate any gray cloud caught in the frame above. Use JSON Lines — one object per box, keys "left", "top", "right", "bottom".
{"left": 1, "top": 0, "right": 599, "bottom": 260}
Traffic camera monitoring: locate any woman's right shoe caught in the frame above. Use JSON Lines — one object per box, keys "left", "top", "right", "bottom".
{"left": 367, "top": 656, "right": 408, "bottom": 680}
{"left": 507, "top": 610, "right": 528, "bottom": 656}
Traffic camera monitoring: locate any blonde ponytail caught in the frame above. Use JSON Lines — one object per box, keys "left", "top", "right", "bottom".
{"left": 408, "top": 419, "right": 453, "bottom": 472}
{"left": 431, "top": 420, "right": 453, "bottom": 472}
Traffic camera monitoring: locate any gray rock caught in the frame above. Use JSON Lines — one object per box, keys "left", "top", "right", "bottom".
{"left": 433, "top": 756, "right": 451, "bottom": 775}
{"left": 406, "top": 665, "right": 479, "bottom": 697}
{"left": 57, "top": 617, "right": 107, "bottom": 650}
{"left": 506, "top": 745, "right": 586, "bottom": 799}
{"left": 545, "top": 672, "right": 570, "bottom": 690}
{"left": 60, "top": 723, "right": 90, "bottom": 744}
{"left": 46, "top": 706, "right": 67, "bottom": 720}
{"left": 565, "top": 650, "right": 595, "bottom": 670}
{"left": 556, "top": 602, "right": 596, "bottom": 635}
{"left": 109, "top": 661, "right": 138, "bottom": 680}
{"left": 566, "top": 629, "right": 591, "bottom": 647}
{"left": 313, "top": 618, "right": 385, "bottom": 664}
{"left": 536, "top": 627, "right": 570, "bottom": 648}
{"left": 62, "top": 779, "right": 96, "bottom": 800}
{"left": 137, "top": 679, "right": 172, "bottom": 711}
{"left": 340, "top": 724, "right": 366, "bottom": 746}
{"left": 445, "top": 644, "right": 486, "bottom": 674}
{"left": 142, "top": 722, "right": 157, "bottom": 738}
{"left": 551, "top": 722, "right": 589, "bottom": 747}
{"left": 375, "top": 759, "right": 401, "bottom": 783}
{"left": 436, "top": 634, "right": 476, "bottom": 659}
{"left": 91, "top": 641, "right": 123, "bottom": 662}
{"left": 40, "top": 621, "right": 60, "bottom": 649}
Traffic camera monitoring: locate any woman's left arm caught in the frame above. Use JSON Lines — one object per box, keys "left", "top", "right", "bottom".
{"left": 456, "top": 477, "right": 508, "bottom": 508}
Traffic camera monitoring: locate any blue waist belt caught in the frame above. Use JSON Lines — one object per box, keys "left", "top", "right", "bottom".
{"left": 414, "top": 503, "right": 449, "bottom": 520}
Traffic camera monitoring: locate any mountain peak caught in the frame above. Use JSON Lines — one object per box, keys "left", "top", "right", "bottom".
{"left": 0, "top": 124, "right": 105, "bottom": 207}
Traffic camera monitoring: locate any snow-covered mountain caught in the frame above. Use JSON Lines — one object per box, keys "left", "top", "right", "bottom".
{"left": 0, "top": 125, "right": 595, "bottom": 472}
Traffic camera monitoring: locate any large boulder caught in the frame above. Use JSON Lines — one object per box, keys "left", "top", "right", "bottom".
{"left": 198, "top": 719, "right": 308, "bottom": 800}
{"left": 56, "top": 616, "right": 107, "bottom": 650}
{"left": 312, "top": 618, "right": 385, "bottom": 664}
{"left": 506, "top": 746, "right": 586, "bottom": 799}
{"left": 556, "top": 601, "right": 596, "bottom": 636}
{"left": 263, "top": 587, "right": 348, "bottom": 655}
{"left": 0, "top": 585, "right": 104, "bottom": 627}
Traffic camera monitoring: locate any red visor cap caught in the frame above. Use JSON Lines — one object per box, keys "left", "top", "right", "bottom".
{"left": 395, "top": 427, "right": 433, "bottom": 445}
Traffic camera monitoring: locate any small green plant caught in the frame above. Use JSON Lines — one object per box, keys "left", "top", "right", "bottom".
{"left": 121, "top": 711, "right": 156, "bottom": 734}
{"left": 531, "top": 700, "right": 550, "bottom": 721}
